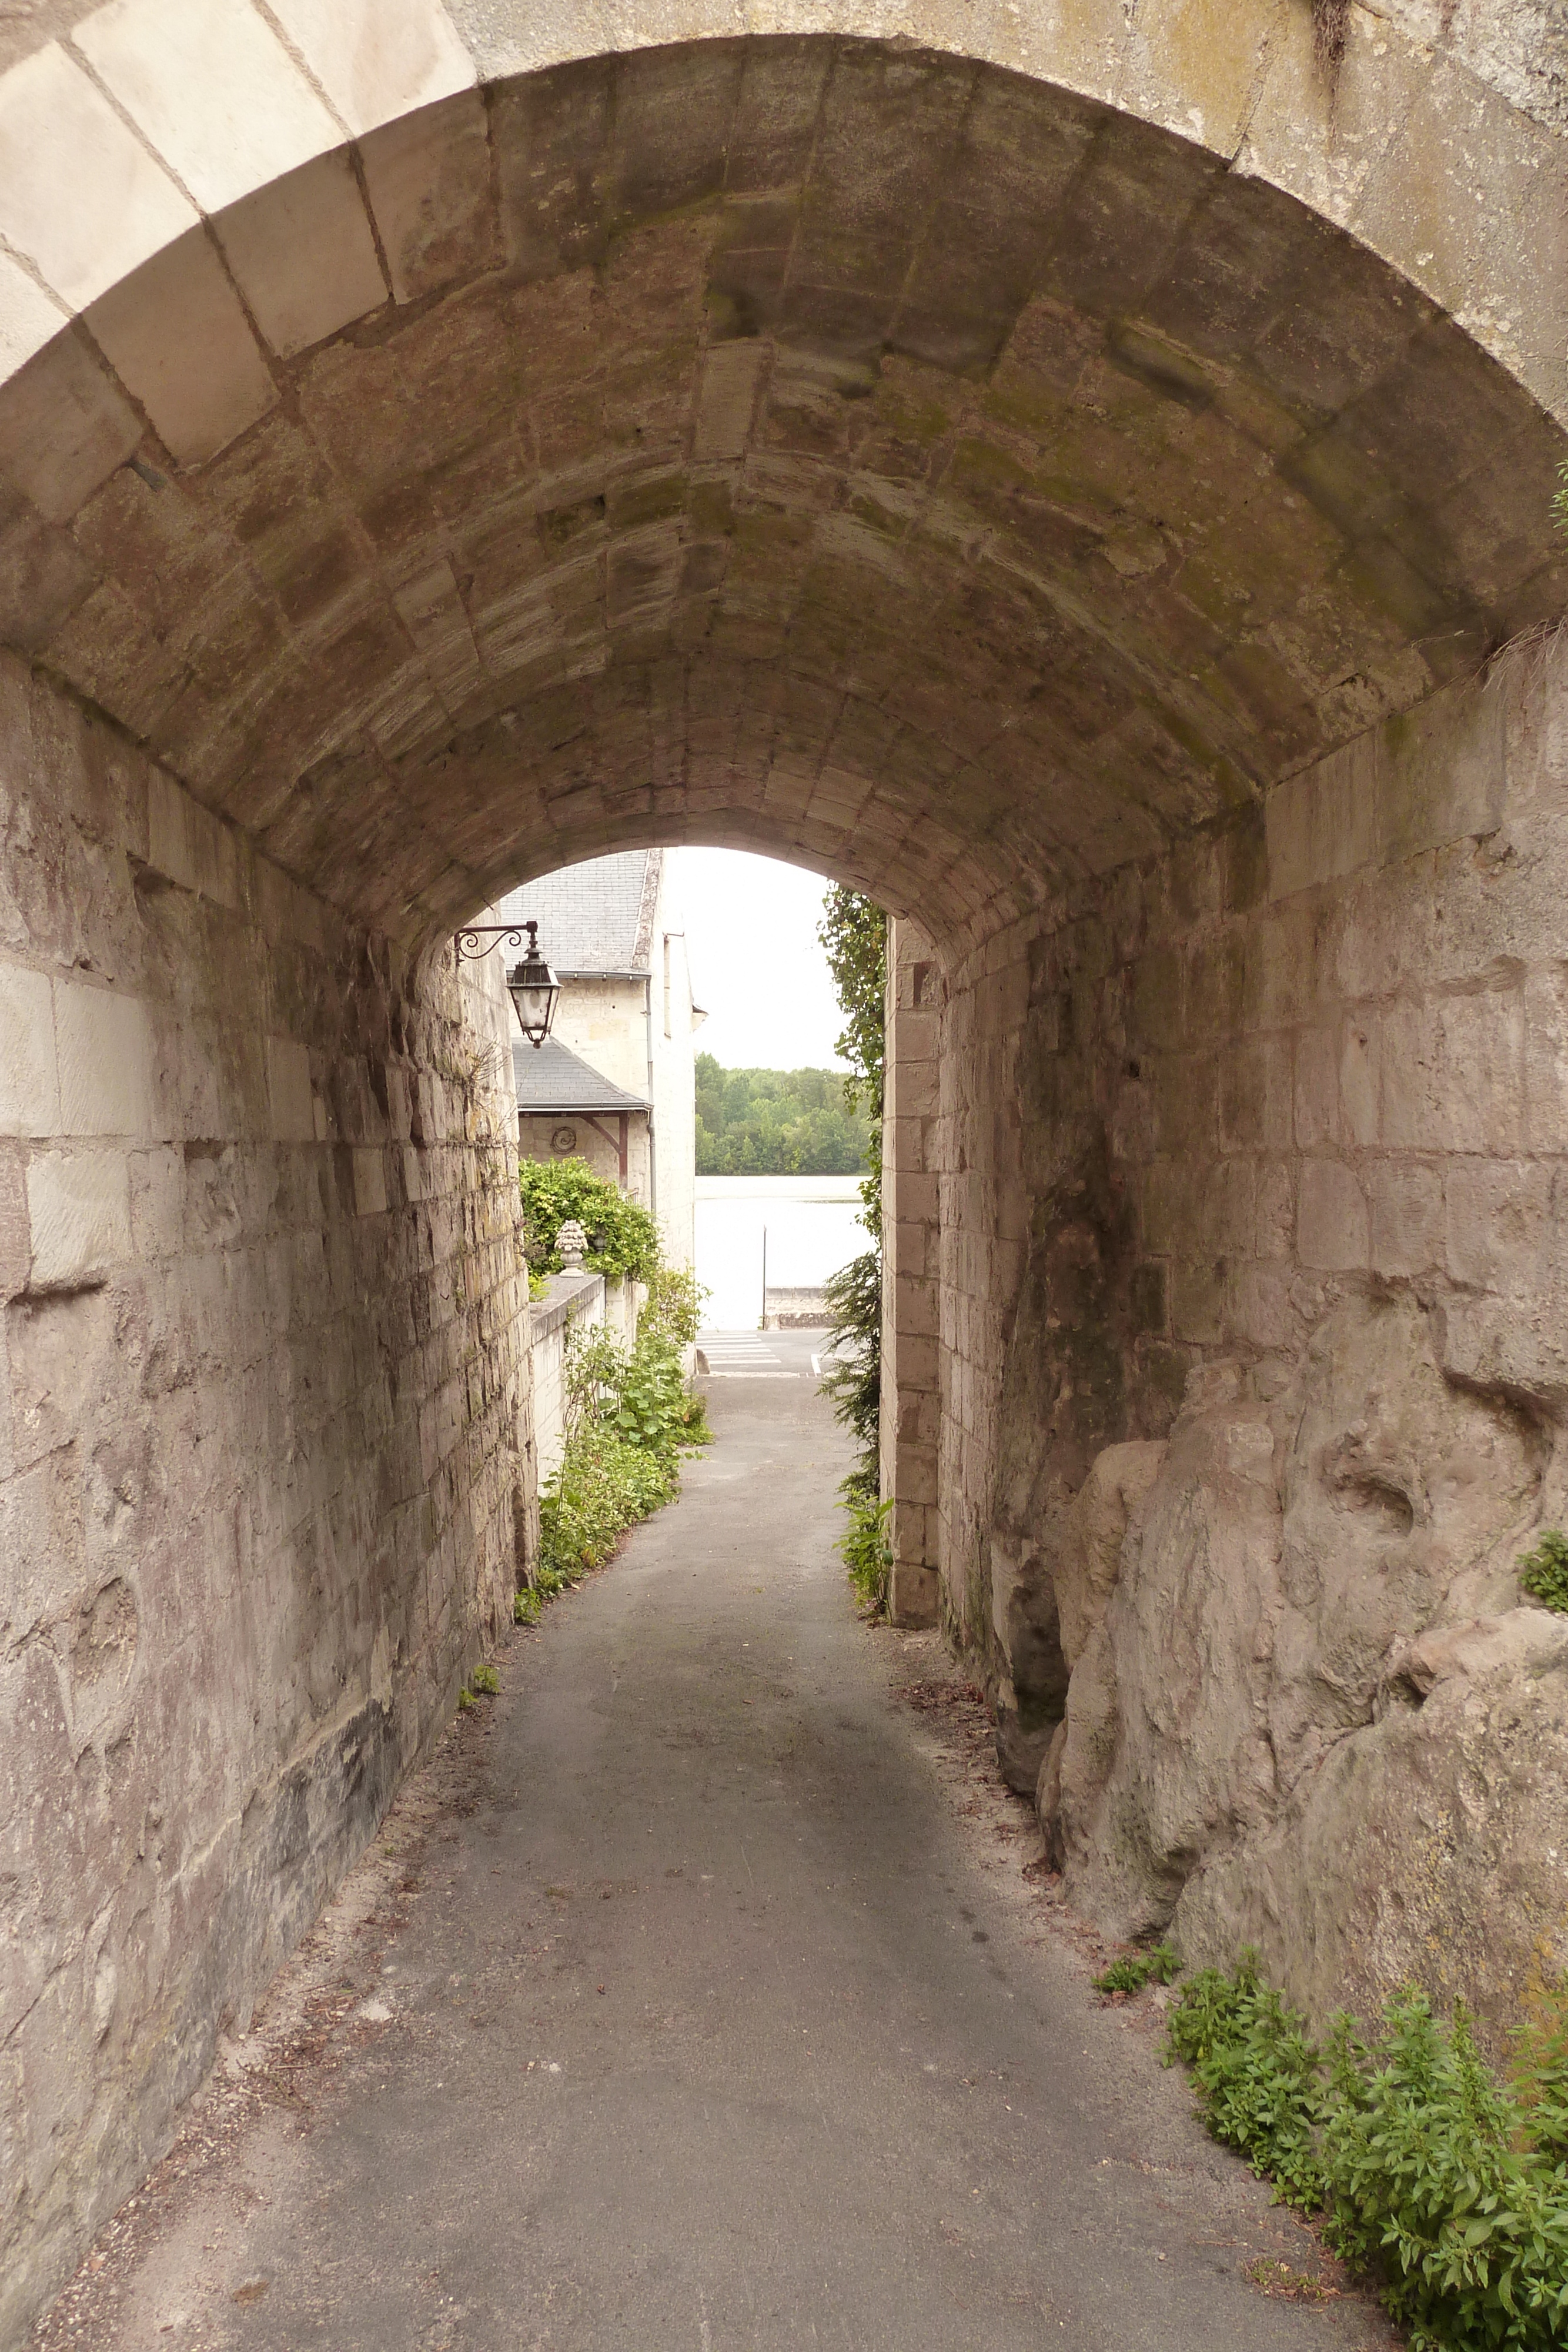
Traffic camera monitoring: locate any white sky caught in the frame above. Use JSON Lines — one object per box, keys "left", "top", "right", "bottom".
{"left": 671, "top": 848, "right": 850, "bottom": 1072}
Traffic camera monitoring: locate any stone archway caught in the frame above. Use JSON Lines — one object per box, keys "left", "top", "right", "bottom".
{"left": 2, "top": 6, "right": 1566, "bottom": 2337}
{"left": 0, "top": 19, "right": 1556, "bottom": 936}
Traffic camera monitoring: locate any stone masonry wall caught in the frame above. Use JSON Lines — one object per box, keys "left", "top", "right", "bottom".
{"left": 529, "top": 1270, "right": 642, "bottom": 1484}
{"left": 880, "top": 919, "right": 942, "bottom": 1627}
{"left": 937, "top": 637, "right": 1560, "bottom": 1689}
{"left": 0, "top": 655, "right": 533, "bottom": 2340}
{"left": 930, "top": 631, "right": 1568, "bottom": 2027}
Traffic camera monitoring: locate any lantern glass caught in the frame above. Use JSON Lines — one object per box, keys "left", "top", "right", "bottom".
{"left": 507, "top": 939, "right": 559, "bottom": 1047}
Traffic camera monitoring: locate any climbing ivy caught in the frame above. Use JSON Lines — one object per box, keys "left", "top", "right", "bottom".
{"left": 817, "top": 886, "right": 887, "bottom": 1525}
{"left": 818, "top": 885, "right": 888, "bottom": 1232}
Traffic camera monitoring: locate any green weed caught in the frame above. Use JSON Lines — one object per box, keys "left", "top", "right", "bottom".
{"left": 1518, "top": 1529, "right": 1568, "bottom": 1613}
{"left": 470, "top": 1663, "right": 499, "bottom": 1696}
{"left": 839, "top": 1485, "right": 892, "bottom": 1615}
{"left": 1166, "top": 1954, "right": 1329, "bottom": 2213}
{"left": 1245, "top": 2259, "right": 1329, "bottom": 2301}
{"left": 513, "top": 1588, "right": 541, "bottom": 1625}
{"left": 1163, "top": 1956, "right": 1568, "bottom": 2348}
{"left": 1093, "top": 1942, "right": 1181, "bottom": 1996}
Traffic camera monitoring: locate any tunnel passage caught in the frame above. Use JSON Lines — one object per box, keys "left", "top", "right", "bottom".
{"left": 2, "top": 13, "right": 1567, "bottom": 2343}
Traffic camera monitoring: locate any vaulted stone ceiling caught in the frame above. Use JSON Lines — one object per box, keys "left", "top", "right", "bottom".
{"left": 4, "top": 37, "right": 1563, "bottom": 948}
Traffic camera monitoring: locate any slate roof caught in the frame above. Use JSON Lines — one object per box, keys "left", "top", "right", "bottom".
{"left": 513, "top": 1035, "right": 650, "bottom": 1114}
{"left": 494, "top": 849, "right": 661, "bottom": 976}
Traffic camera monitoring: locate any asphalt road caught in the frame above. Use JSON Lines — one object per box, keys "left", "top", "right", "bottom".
{"left": 41, "top": 1328, "right": 1392, "bottom": 2351}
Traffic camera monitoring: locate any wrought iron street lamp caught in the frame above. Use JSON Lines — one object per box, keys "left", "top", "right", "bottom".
{"left": 453, "top": 918, "right": 561, "bottom": 1048}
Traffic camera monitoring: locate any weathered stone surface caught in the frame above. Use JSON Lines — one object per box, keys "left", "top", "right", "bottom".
{"left": 24, "top": 1146, "right": 131, "bottom": 1288}
{"left": 895, "top": 632, "right": 1568, "bottom": 2053}
{"left": 0, "top": 655, "right": 533, "bottom": 2347}
{"left": 1034, "top": 1291, "right": 1557, "bottom": 2029}
{"left": 1176, "top": 1607, "right": 1568, "bottom": 2035}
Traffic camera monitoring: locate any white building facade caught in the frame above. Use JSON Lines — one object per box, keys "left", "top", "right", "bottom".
{"left": 498, "top": 850, "right": 701, "bottom": 1270}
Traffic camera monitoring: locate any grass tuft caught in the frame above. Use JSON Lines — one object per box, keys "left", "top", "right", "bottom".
{"left": 1093, "top": 1942, "right": 1181, "bottom": 1996}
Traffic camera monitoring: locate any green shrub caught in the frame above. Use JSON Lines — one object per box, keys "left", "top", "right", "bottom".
{"left": 539, "top": 1424, "right": 678, "bottom": 1581}
{"left": 513, "top": 1588, "right": 541, "bottom": 1625}
{"left": 638, "top": 1263, "right": 705, "bottom": 1354}
{"left": 1094, "top": 1942, "right": 1181, "bottom": 1996}
{"left": 1518, "top": 1529, "right": 1568, "bottom": 1613}
{"left": 1164, "top": 1957, "right": 1568, "bottom": 2350}
{"left": 533, "top": 1271, "right": 709, "bottom": 1588}
{"left": 1323, "top": 1992, "right": 1568, "bottom": 2350}
{"left": 1512, "top": 1982, "right": 1568, "bottom": 2167}
{"left": 1166, "top": 1954, "right": 1328, "bottom": 2213}
{"left": 470, "top": 1662, "right": 499, "bottom": 1695}
{"left": 839, "top": 1486, "right": 892, "bottom": 1615}
{"left": 519, "top": 1157, "right": 660, "bottom": 1282}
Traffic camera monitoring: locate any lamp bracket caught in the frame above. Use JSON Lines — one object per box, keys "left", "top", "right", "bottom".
{"left": 454, "top": 921, "right": 536, "bottom": 964}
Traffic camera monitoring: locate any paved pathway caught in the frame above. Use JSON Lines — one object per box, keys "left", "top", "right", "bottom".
{"left": 41, "top": 1331, "right": 1393, "bottom": 2350}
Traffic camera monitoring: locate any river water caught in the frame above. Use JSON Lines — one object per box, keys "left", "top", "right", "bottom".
{"left": 694, "top": 1174, "right": 870, "bottom": 1331}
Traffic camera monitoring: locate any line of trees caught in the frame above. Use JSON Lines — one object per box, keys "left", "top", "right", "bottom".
{"left": 694, "top": 1054, "right": 872, "bottom": 1175}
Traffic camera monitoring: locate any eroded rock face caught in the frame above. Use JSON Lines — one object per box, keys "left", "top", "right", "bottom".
{"left": 988, "top": 1135, "right": 1146, "bottom": 1796}
{"left": 1179, "top": 1609, "right": 1568, "bottom": 2030}
{"left": 1036, "top": 1292, "right": 1566, "bottom": 2032}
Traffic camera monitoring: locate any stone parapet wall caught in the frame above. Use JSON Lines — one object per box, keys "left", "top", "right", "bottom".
{"left": 931, "top": 630, "right": 1568, "bottom": 2030}
{"left": 0, "top": 657, "right": 533, "bottom": 2343}
{"left": 763, "top": 1288, "right": 830, "bottom": 1328}
{"left": 529, "top": 1269, "right": 609, "bottom": 1484}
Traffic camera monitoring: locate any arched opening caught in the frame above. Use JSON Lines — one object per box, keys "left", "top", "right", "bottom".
{"left": 3, "top": 14, "right": 1566, "bottom": 2334}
